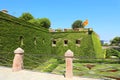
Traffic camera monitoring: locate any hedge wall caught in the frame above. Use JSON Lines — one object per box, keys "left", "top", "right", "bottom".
{"left": 51, "top": 32, "right": 103, "bottom": 59}
{"left": 0, "top": 12, "right": 52, "bottom": 68}
{"left": 0, "top": 11, "right": 105, "bottom": 70}
{"left": 91, "top": 32, "right": 105, "bottom": 58}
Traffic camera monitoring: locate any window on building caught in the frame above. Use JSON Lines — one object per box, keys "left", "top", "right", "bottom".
{"left": 43, "top": 38, "right": 45, "bottom": 43}
{"left": 76, "top": 40, "right": 80, "bottom": 44}
{"left": 34, "top": 37, "right": 37, "bottom": 45}
{"left": 52, "top": 40, "right": 56, "bottom": 46}
{"left": 76, "top": 40, "right": 80, "bottom": 47}
{"left": 53, "top": 40, "right": 56, "bottom": 44}
{"left": 64, "top": 40, "right": 68, "bottom": 46}
{"left": 20, "top": 36, "right": 24, "bottom": 46}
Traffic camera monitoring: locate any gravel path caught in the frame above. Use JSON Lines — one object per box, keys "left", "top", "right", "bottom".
{"left": 0, "top": 66, "right": 100, "bottom": 80}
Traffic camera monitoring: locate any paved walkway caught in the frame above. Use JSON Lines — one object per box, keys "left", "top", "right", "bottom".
{"left": 0, "top": 66, "right": 100, "bottom": 80}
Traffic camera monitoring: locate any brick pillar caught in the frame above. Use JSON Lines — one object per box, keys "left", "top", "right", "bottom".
{"left": 12, "top": 47, "right": 24, "bottom": 72}
{"left": 65, "top": 49, "right": 74, "bottom": 80}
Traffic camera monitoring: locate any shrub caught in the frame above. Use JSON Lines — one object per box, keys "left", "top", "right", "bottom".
{"left": 106, "top": 49, "right": 120, "bottom": 58}
{"left": 34, "top": 59, "right": 59, "bottom": 72}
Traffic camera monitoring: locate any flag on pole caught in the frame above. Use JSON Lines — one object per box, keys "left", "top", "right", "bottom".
{"left": 82, "top": 19, "right": 88, "bottom": 27}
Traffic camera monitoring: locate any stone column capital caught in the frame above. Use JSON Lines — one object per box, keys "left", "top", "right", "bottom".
{"left": 14, "top": 47, "right": 24, "bottom": 54}
{"left": 65, "top": 49, "right": 74, "bottom": 58}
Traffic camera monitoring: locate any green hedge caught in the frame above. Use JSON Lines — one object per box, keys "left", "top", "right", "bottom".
{"left": 91, "top": 32, "right": 104, "bottom": 58}
{"left": 0, "top": 11, "right": 51, "bottom": 53}
{"left": 51, "top": 32, "right": 103, "bottom": 59}
{"left": 34, "top": 59, "right": 59, "bottom": 72}
{"left": 106, "top": 48, "right": 120, "bottom": 58}
{"left": 0, "top": 12, "right": 52, "bottom": 69}
{"left": 73, "top": 59, "right": 120, "bottom": 64}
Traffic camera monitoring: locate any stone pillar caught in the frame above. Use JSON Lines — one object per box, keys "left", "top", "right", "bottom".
{"left": 12, "top": 47, "right": 24, "bottom": 72}
{"left": 65, "top": 49, "right": 74, "bottom": 80}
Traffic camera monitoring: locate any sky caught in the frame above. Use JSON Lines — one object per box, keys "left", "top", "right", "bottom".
{"left": 0, "top": 0, "right": 120, "bottom": 42}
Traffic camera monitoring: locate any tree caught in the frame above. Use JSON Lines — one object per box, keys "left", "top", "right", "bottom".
{"left": 36, "top": 18, "right": 51, "bottom": 28}
{"left": 110, "top": 37, "right": 120, "bottom": 46}
{"left": 19, "top": 12, "right": 34, "bottom": 21}
{"left": 19, "top": 12, "right": 51, "bottom": 29}
{"left": 29, "top": 18, "right": 51, "bottom": 29}
{"left": 72, "top": 20, "right": 84, "bottom": 29}
{"left": 28, "top": 19, "right": 38, "bottom": 24}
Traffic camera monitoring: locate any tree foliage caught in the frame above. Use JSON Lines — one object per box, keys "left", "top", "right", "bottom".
{"left": 72, "top": 20, "right": 84, "bottom": 29}
{"left": 36, "top": 18, "right": 51, "bottom": 28}
{"left": 28, "top": 19, "right": 38, "bottom": 24}
{"left": 19, "top": 12, "right": 34, "bottom": 21}
{"left": 19, "top": 12, "right": 51, "bottom": 29}
{"left": 110, "top": 37, "right": 120, "bottom": 46}
{"left": 29, "top": 18, "right": 51, "bottom": 28}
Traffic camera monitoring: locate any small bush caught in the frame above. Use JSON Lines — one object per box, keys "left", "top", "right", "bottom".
{"left": 106, "top": 49, "right": 120, "bottom": 58}
{"left": 34, "top": 59, "right": 59, "bottom": 72}
{"left": 73, "top": 59, "right": 120, "bottom": 64}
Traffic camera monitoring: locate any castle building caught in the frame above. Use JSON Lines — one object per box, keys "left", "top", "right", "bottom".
{"left": 0, "top": 11, "right": 104, "bottom": 59}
